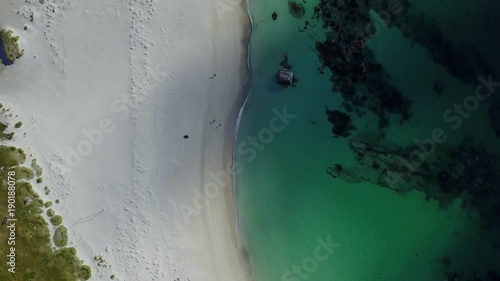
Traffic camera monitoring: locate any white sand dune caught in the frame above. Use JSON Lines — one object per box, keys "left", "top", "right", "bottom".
{"left": 0, "top": 0, "right": 252, "bottom": 280}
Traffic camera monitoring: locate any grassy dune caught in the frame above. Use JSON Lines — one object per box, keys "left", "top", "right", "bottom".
{"left": 0, "top": 119, "right": 91, "bottom": 280}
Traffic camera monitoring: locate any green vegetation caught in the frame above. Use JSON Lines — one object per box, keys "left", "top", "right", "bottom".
{"left": 11, "top": 166, "right": 34, "bottom": 180}
{"left": 0, "top": 29, "right": 24, "bottom": 63}
{"left": 14, "top": 121, "right": 22, "bottom": 128}
{"left": 36, "top": 177, "right": 43, "bottom": 183}
{"left": 0, "top": 146, "right": 25, "bottom": 167}
{"left": 31, "top": 159, "right": 43, "bottom": 177}
{"left": 51, "top": 215, "right": 63, "bottom": 226}
{"left": 44, "top": 185, "right": 50, "bottom": 195}
{"left": 47, "top": 208, "right": 55, "bottom": 217}
{"left": 79, "top": 265, "right": 92, "bottom": 280}
{"left": 0, "top": 144, "right": 91, "bottom": 280}
{"left": 44, "top": 201, "right": 53, "bottom": 208}
{"left": 0, "top": 122, "right": 14, "bottom": 140}
{"left": 2, "top": 132, "right": 14, "bottom": 140}
{"left": 53, "top": 226, "right": 68, "bottom": 247}
{"left": 94, "top": 255, "right": 109, "bottom": 268}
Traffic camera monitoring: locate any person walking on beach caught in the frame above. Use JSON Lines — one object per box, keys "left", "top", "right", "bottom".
{"left": 209, "top": 73, "right": 216, "bottom": 80}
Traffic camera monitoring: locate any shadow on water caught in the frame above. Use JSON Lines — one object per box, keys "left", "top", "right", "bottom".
{"left": 265, "top": 74, "right": 288, "bottom": 94}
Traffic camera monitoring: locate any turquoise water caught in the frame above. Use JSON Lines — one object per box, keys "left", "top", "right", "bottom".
{"left": 236, "top": 1, "right": 500, "bottom": 281}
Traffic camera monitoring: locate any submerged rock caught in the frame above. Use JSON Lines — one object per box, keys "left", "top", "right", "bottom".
{"left": 325, "top": 108, "right": 355, "bottom": 137}
{"left": 489, "top": 103, "right": 500, "bottom": 137}
{"left": 327, "top": 132, "right": 500, "bottom": 227}
{"left": 279, "top": 52, "right": 292, "bottom": 70}
{"left": 288, "top": 1, "right": 305, "bottom": 19}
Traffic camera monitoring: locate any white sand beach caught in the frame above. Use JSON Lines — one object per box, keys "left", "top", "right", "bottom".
{"left": 0, "top": 0, "right": 252, "bottom": 280}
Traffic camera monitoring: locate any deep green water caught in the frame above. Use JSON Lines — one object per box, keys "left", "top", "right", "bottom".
{"left": 236, "top": 1, "right": 500, "bottom": 281}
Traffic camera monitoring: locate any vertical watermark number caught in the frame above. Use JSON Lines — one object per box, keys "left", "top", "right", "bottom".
{"left": 6, "top": 170, "right": 16, "bottom": 274}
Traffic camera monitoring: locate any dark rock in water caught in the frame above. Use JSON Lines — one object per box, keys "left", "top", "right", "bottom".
{"left": 325, "top": 107, "right": 355, "bottom": 137}
{"left": 444, "top": 270, "right": 500, "bottom": 281}
{"left": 489, "top": 103, "right": 500, "bottom": 137}
{"left": 312, "top": 0, "right": 413, "bottom": 128}
{"left": 277, "top": 69, "right": 294, "bottom": 86}
{"left": 367, "top": 1, "right": 496, "bottom": 85}
{"left": 183, "top": 135, "right": 189, "bottom": 139}
{"left": 272, "top": 12, "right": 277, "bottom": 21}
{"left": 288, "top": 1, "right": 305, "bottom": 19}
{"left": 438, "top": 256, "right": 451, "bottom": 267}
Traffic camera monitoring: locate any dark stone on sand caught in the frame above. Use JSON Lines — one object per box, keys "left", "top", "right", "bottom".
{"left": 272, "top": 12, "right": 277, "bottom": 20}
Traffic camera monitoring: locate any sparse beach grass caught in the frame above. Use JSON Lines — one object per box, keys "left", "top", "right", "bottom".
{"left": 0, "top": 121, "right": 91, "bottom": 280}
{"left": 0, "top": 29, "right": 24, "bottom": 63}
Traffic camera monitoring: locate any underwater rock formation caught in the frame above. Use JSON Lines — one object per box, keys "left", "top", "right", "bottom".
{"left": 0, "top": 29, "right": 24, "bottom": 65}
{"left": 489, "top": 103, "right": 500, "bottom": 137}
{"left": 279, "top": 52, "right": 292, "bottom": 70}
{"left": 278, "top": 53, "right": 299, "bottom": 87}
{"left": 367, "top": 0, "right": 496, "bottom": 85}
{"left": 312, "top": 0, "right": 413, "bottom": 128}
{"left": 327, "top": 132, "right": 500, "bottom": 226}
{"left": 288, "top": 1, "right": 306, "bottom": 19}
{"left": 0, "top": 107, "right": 91, "bottom": 280}
{"left": 445, "top": 271, "right": 500, "bottom": 281}
{"left": 325, "top": 107, "right": 355, "bottom": 137}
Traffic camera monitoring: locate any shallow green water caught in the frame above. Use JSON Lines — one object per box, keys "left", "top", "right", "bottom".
{"left": 236, "top": 1, "right": 500, "bottom": 281}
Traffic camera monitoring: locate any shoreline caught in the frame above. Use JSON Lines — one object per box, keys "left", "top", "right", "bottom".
{"left": 191, "top": 0, "right": 255, "bottom": 279}
{"left": 231, "top": 0, "right": 254, "bottom": 249}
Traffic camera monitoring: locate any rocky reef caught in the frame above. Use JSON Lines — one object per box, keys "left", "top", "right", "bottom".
{"left": 489, "top": 102, "right": 500, "bottom": 137}
{"left": 311, "top": 0, "right": 412, "bottom": 132}
{"left": 325, "top": 107, "right": 355, "bottom": 137}
{"left": 444, "top": 271, "right": 500, "bottom": 281}
{"left": 310, "top": 0, "right": 497, "bottom": 136}
{"left": 327, "top": 132, "right": 500, "bottom": 227}
{"left": 288, "top": 1, "right": 306, "bottom": 19}
{"left": 368, "top": 0, "right": 496, "bottom": 85}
